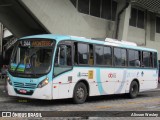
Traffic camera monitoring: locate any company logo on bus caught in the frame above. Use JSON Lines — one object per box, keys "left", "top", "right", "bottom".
{"left": 108, "top": 73, "right": 116, "bottom": 78}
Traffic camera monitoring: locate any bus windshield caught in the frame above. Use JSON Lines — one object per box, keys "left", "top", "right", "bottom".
{"left": 9, "top": 39, "right": 55, "bottom": 77}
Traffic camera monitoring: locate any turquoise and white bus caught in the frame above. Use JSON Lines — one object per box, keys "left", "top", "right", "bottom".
{"left": 7, "top": 34, "right": 159, "bottom": 104}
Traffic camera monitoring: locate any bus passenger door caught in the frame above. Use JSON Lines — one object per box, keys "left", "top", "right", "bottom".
{"left": 53, "top": 44, "right": 73, "bottom": 99}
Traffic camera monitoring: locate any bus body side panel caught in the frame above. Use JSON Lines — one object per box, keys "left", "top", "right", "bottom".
{"left": 109, "top": 68, "right": 127, "bottom": 94}
{"left": 52, "top": 67, "right": 158, "bottom": 100}
{"left": 52, "top": 67, "right": 80, "bottom": 99}
{"left": 139, "top": 69, "right": 158, "bottom": 92}
{"left": 125, "top": 69, "right": 158, "bottom": 93}
{"left": 52, "top": 67, "right": 127, "bottom": 99}
{"left": 52, "top": 67, "right": 101, "bottom": 99}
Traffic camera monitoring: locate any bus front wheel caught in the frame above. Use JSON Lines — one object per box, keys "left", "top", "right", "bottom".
{"left": 73, "top": 82, "right": 87, "bottom": 104}
{"left": 128, "top": 81, "right": 139, "bottom": 98}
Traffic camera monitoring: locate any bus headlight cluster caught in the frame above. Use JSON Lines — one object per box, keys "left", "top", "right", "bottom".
{"left": 37, "top": 78, "right": 49, "bottom": 88}
{"left": 6, "top": 76, "right": 12, "bottom": 85}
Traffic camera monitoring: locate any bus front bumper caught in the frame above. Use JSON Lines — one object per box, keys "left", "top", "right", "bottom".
{"left": 7, "top": 82, "right": 52, "bottom": 100}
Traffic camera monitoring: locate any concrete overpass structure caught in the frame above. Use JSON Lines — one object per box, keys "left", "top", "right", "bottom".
{"left": 0, "top": 0, "right": 160, "bottom": 67}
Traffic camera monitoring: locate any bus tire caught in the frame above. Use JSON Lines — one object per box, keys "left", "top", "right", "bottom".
{"left": 128, "top": 81, "right": 139, "bottom": 98}
{"left": 73, "top": 82, "right": 87, "bottom": 104}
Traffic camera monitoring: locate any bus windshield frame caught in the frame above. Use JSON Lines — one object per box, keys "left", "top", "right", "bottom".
{"left": 8, "top": 38, "right": 55, "bottom": 78}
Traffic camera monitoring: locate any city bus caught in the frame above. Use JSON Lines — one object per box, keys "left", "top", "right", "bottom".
{"left": 7, "top": 34, "right": 159, "bottom": 104}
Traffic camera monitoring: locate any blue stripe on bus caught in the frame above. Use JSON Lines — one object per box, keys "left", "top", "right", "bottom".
{"left": 96, "top": 68, "right": 107, "bottom": 95}
{"left": 114, "top": 70, "right": 127, "bottom": 94}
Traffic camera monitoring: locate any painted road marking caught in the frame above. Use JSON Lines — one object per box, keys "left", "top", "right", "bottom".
{"left": 96, "top": 106, "right": 112, "bottom": 109}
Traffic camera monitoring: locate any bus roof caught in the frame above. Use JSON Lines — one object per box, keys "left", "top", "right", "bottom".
{"left": 20, "top": 34, "right": 157, "bottom": 52}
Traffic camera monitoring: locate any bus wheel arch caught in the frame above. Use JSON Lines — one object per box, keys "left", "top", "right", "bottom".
{"left": 128, "top": 79, "right": 140, "bottom": 98}
{"left": 73, "top": 79, "right": 89, "bottom": 104}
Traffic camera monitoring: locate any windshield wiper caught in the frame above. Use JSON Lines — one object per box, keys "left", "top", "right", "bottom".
{"left": 14, "top": 62, "right": 21, "bottom": 73}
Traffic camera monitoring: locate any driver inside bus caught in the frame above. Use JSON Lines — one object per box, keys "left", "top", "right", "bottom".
{"left": 24, "top": 50, "right": 30, "bottom": 64}
{"left": 24, "top": 49, "right": 41, "bottom": 67}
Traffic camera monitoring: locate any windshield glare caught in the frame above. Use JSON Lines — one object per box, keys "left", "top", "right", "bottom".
{"left": 9, "top": 39, "right": 54, "bottom": 76}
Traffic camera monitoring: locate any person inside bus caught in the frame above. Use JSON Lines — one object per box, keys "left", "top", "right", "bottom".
{"left": 24, "top": 50, "right": 30, "bottom": 64}
{"left": 135, "top": 60, "right": 140, "bottom": 67}
{"left": 29, "top": 49, "right": 41, "bottom": 68}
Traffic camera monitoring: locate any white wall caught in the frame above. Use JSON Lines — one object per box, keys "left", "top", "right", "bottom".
{"left": 128, "top": 26, "right": 160, "bottom": 59}
{"left": 155, "top": 33, "right": 160, "bottom": 42}
{"left": 21, "top": 0, "right": 160, "bottom": 59}
{"left": 146, "top": 41, "right": 160, "bottom": 59}
{"left": 127, "top": 26, "right": 145, "bottom": 44}
{"left": 21, "top": 0, "right": 115, "bottom": 38}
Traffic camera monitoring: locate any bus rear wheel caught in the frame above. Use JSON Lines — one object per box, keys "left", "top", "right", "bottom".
{"left": 128, "top": 81, "right": 139, "bottom": 98}
{"left": 73, "top": 82, "right": 87, "bottom": 104}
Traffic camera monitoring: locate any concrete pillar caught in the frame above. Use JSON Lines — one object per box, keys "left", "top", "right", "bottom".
{"left": 150, "top": 12, "right": 156, "bottom": 41}
{"left": 145, "top": 11, "right": 151, "bottom": 42}
{"left": 115, "top": 1, "right": 131, "bottom": 41}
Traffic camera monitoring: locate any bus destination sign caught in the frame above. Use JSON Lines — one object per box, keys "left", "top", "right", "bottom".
{"left": 20, "top": 40, "right": 53, "bottom": 47}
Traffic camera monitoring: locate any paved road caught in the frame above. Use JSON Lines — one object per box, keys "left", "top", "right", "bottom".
{"left": 0, "top": 84, "right": 160, "bottom": 119}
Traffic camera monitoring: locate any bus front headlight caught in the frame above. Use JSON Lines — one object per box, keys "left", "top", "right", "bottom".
{"left": 37, "top": 78, "right": 49, "bottom": 88}
{"left": 6, "top": 77, "right": 12, "bottom": 85}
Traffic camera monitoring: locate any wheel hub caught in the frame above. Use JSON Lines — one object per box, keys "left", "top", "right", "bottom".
{"left": 77, "top": 87, "right": 85, "bottom": 99}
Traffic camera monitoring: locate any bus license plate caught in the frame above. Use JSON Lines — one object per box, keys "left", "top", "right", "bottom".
{"left": 19, "top": 89, "right": 27, "bottom": 94}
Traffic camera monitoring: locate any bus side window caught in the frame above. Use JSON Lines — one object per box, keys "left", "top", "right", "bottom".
{"left": 142, "top": 51, "right": 152, "bottom": 68}
{"left": 54, "top": 45, "right": 72, "bottom": 76}
{"left": 128, "top": 50, "right": 141, "bottom": 67}
{"left": 104, "top": 46, "right": 112, "bottom": 66}
{"left": 78, "top": 43, "right": 89, "bottom": 65}
{"left": 114, "top": 48, "right": 127, "bottom": 67}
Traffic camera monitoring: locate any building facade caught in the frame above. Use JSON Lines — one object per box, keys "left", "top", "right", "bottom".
{"left": 0, "top": 0, "right": 160, "bottom": 59}
{"left": 19, "top": 0, "right": 160, "bottom": 59}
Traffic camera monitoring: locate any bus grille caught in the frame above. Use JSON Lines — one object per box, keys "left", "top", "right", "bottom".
{"left": 13, "top": 82, "right": 37, "bottom": 89}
